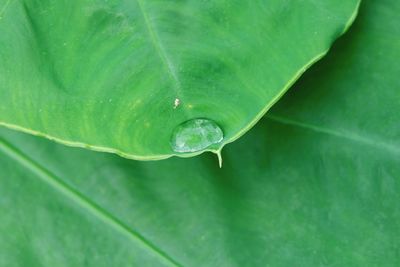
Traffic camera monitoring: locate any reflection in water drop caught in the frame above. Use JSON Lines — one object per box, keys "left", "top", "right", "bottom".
{"left": 171, "top": 118, "right": 224, "bottom": 153}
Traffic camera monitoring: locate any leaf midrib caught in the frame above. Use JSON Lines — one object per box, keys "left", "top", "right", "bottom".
{"left": 0, "top": 0, "right": 12, "bottom": 18}
{"left": 0, "top": 138, "right": 182, "bottom": 267}
{"left": 135, "top": 0, "right": 183, "bottom": 101}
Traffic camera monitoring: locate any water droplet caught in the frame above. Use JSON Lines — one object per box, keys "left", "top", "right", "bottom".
{"left": 171, "top": 118, "right": 224, "bottom": 153}
{"left": 173, "top": 98, "right": 180, "bottom": 109}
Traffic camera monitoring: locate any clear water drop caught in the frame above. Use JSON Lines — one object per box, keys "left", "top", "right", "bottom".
{"left": 171, "top": 118, "right": 224, "bottom": 153}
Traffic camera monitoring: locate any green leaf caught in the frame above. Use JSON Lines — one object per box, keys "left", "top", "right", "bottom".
{"left": 0, "top": 0, "right": 359, "bottom": 159}
{"left": 1, "top": 0, "right": 399, "bottom": 265}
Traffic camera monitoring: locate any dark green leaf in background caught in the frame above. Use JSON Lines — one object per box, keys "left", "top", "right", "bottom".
{"left": 0, "top": 0, "right": 399, "bottom": 266}
{"left": 0, "top": 0, "right": 359, "bottom": 159}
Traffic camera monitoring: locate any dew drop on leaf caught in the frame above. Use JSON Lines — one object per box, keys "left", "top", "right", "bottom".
{"left": 171, "top": 118, "right": 224, "bottom": 153}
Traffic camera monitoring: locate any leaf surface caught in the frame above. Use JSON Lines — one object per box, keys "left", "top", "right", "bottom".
{"left": 0, "top": 0, "right": 359, "bottom": 159}
{"left": 1, "top": 0, "right": 399, "bottom": 266}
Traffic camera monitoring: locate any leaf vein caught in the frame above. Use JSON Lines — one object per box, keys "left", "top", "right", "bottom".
{"left": 267, "top": 114, "right": 400, "bottom": 155}
{"left": 0, "top": 138, "right": 182, "bottom": 267}
{"left": 135, "top": 0, "right": 182, "bottom": 98}
{"left": 0, "top": 0, "right": 12, "bottom": 19}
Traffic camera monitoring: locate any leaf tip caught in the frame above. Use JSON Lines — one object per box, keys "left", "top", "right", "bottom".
{"left": 217, "top": 150, "right": 223, "bottom": 168}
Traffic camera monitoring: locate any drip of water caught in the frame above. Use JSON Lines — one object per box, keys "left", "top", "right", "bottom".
{"left": 171, "top": 118, "right": 224, "bottom": 153}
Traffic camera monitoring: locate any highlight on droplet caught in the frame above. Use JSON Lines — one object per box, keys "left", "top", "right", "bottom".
{"left": 170, "top": 118, "right": 224, "bottom": 153}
